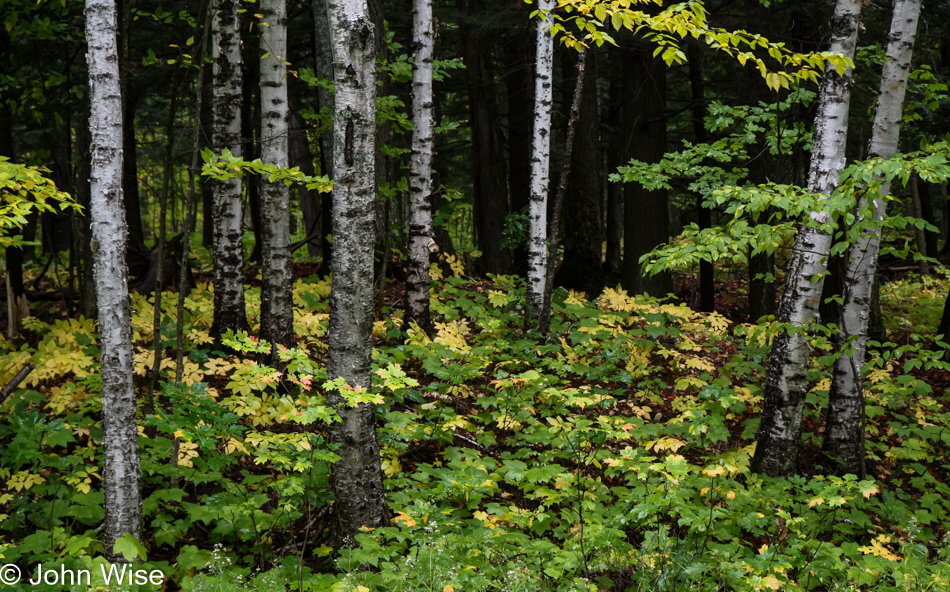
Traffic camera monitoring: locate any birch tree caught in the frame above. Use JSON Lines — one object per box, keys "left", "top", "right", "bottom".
{"left": 405, "top": 0, "right": 435, "bottom": 333}
{"left": 823, "top": 0, "right": 922, "bottom": 476}
{"left": 525, "top": 0, "right": 555, "bottom": 329}
{"left": 259, "top": 0, "right": 293, "bottom": 350}
{"left": 209, "top": 0, "right": 249, "bottom": 339}
{"left": 85, "top": 0, "right": 142, "bottom": 556}
{"left": 751, "top": 0, "right": 863, "bottom": 477}
{"left": 325, "top": 0, "right": 389, "bottom": 539}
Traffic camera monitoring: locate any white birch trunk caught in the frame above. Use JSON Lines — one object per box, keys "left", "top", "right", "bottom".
{"left": 405, "top": 0, "right": 435, "bottom": 333}
{"left": 325, "top": 0, "right": 389, "bottom": 539}
{"left": 824, "top": 0, "right": 921, "bottom": 475}
{"left": 259, "top": 0, "right": 294, "bottom": 350}
{"left": 210, "top": 0, "right": 249, "bottom": 339}
{"left": 525, "top": 0, "right": 555, "bottom": 327}
{"left": 85, "top": 0, "right": 142, "bottom": 557}
{"left": 752, "top": 0, "right": 863, "bottom": 477}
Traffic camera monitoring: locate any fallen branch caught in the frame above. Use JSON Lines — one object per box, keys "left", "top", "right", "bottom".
{"left": 1, "top": 363, "right": 35, "bottom": 400}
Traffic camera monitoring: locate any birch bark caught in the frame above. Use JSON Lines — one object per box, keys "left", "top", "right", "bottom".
{"left": 259, "top": 0, "right": 294, "bottom": 350}
{"left": 405, "top": 0, "right": 435, "bottom": 333}
{"left": 823, "top": 0, "right": 921, "bottom": 475}
{"left": 85, "top": 0, "right": 142, "bottom": 557}
{"left": 325, "top": 0, "right": 389, "bottom": 539}
{"left": 210, "top": 0, "right": 250, "bottom": 339}
{"left": 525, "top": 0, "right": 555, "bottom": 328}
{"left": 751, "top": 0, "right": 863, "bottom": 477}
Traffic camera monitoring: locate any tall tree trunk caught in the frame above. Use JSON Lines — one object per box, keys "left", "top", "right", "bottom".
{"left": 177, "top": 2, "right": 213, "bottom": 384}
{"left": 603, "top": 48, "right": 623, "bottom": 284}
{"left": 312, "top": 0, "right": 334, "bottom": 270}
{"left": 504, "top": 20, "right": 533, "bottom": 277}
{"left": 918, "top": 181, "right": 939, "bottom": 259}
{"left": 1, "top": 108, "right": 29, "bottom": 335}
{"left": 325, "top": 0, "right": 389, "bottom": 540}
{"left": 910, "top": 175, "right": 929, "bottom": 275}
{"left": 121, "top": 95, "right": 149, "bottom": 277}
{"left": 73, "top": 115, "right": 97, "bottom": 319}
{"left": 752, "top": 0, "right": 863, "bottom": 477}
{"left": 525, "top": 0, "right": 555, "bottom": 327}
{"left": 687, "top": 42, "right": 715, "bottom": 313}
{"left": 244, "top": 29, "right": 263, "bottom": 265}
{"left": 621, "top": 47, "right": 671, "bottom": 297}
{"left": 86, "top": 0, "right": 143, "bottom": 558}
{"left": 289, "top": 79, "right": 322, "bottom": 258}
{"left": 823, "top": 0, "right": 921, "bottom": 476}
{"left": 748, "top": 249, "right": 775, "bottom": 319}
{"left": 259, "top": 0, "right": 294, "bottom": 351}
{"left": 459, "top": 0, "right": 509, "bottom": 274}
{"left": 118, "top": 0, "right": 149, "bottom": 278}
{"left": 540, "top": 48, "right": 588, "bottom": 334}
{"left": 201, "top": 74, "right": 215, "bottom": 248}
{"left": 555, "top": 49, "right": 604, "bottom": 298}
{"left": 405, "top": 0, "right": 435, "bottom": 333}
{"left": 145, "top": 67, "right": 182, "bottom": 413}
{"left": 209, "top": 0, "right": 250, "bottom": 340}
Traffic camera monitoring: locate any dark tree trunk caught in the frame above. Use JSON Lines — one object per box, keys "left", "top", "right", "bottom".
{"left": 687, "top": 42, "right": 714, "bottom": 312}
{"left": 74, "top": 117, "right": 97, "bottom": 319}
{"left": 312, "top": 0, "right": 334, "bottom": 272}
{"left": 919, "top": 181, "right": 939, "bottom": 259}
{"left": 555, "top": 49, "right": 604, "bottom": 298}
{"left": 603, "top": 47, "right": 623, "bottom": 284}
{"left": 749, "top": 250, "right": 776, "bottom": 320}
{"left": 289, "top": 78, "right": 322, "bottom": 259}
{"left": 243, "top": 27, "right": 262, "bottom": 265}
{"left": 44, "top": 136, "right": 74, "bottom": 256}
{"left": 460, "top": 0, "right": 509, "bottom": 275}
{"left": 504, "top": 20, "right": 533, "bottom": 277}
{"left": 938, "top": 286, "right": 950, "bottom": 346}
{"left": 122, "top": 93, "right": 149, "bottom": 279}
{"left": 819, "top": 255, "right": 846, "bottom": 326}
{"left": 0, "top": 112, "right": 28, "bottom": 333}
{"left": 201, "top": 74, "right": 214, "bottom": 248}
{"left": 621, "top": 46, "right": 671, "bottom": 296}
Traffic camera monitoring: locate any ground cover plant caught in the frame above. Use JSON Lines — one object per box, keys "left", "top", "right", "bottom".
{"left": 1, "top": 264, "right": 950, "bottom": 592}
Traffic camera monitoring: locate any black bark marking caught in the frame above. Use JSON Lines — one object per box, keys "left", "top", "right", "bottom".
{"left": 344, "top": 118, "right": 354, "bottom": 165}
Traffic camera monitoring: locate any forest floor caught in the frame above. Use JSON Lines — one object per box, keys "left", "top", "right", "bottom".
{"left": 1, "top": 254, "right": 950, "bottom": 591}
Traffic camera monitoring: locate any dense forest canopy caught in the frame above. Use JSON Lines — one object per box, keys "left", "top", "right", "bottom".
{"left": 1, "top": 0, "right": 950, "bottom": 590}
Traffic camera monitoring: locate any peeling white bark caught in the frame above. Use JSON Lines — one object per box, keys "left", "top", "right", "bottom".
{"left": 85, "top": 0, "right": 142, "bottom": 557}
{"left": 406, "top": 0, "right": 435, "bottom": 333}
{"left": 259, "top": 0, "right": 294, "bottom": 350}
{"left": 526, "top": 0, "right": 555, "bottom": 327}
{"left": 825, "top": 0, "right": 921, "bottom": 475}
{"left": 210, "top": 0, "right": 249, "bottom": 339}
{"left": 752, "top": 0, "right": 863, "bottom": 477}
{"left": 325, "top": 0, "right": 389, "bottom": 539}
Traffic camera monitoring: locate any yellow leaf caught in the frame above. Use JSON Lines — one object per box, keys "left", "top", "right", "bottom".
{"left": 808, "top": 497, "right": 823, "bottom": 508}
{"left": 761, "top": 575, "right": 781, "bottom": 590}
{"left": 393, "top": 512, "right": 416, "bottom": 528}
{"left": 444, "top": 586, "right": 454, "bottom": 592}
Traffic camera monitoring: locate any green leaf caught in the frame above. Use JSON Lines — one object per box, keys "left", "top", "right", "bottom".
{"left": 113, "top": 533, "right": 148, "bottom": 562}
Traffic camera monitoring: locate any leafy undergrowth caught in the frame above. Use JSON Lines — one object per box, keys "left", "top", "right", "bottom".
{"left": 1, "top": 270, "right": 950, "bottom": 592}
